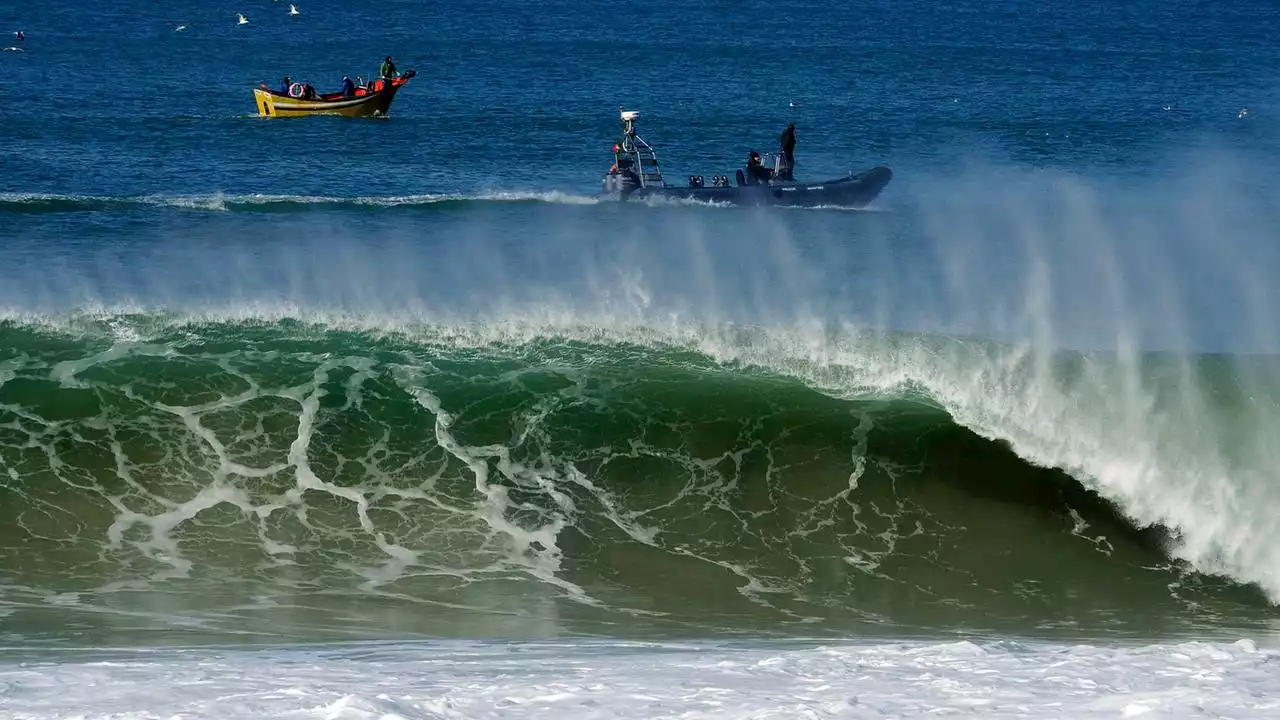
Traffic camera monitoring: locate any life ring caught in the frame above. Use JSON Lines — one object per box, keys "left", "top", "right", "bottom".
{"left": 289, "top": 83, "right": 303, "bottom": 98}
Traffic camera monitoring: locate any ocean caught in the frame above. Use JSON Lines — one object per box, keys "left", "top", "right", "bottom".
{"left": 2, "top": 0, "right": 1280, "bottom": 717}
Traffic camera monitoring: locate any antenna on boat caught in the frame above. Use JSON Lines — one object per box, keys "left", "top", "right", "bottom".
{"left": 620, "top": 108, "right": 639, "bottom": 136}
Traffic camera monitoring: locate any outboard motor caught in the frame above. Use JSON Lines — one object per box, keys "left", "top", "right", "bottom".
{"left": 603, "top": 164, "right": 642, "bottom": 198}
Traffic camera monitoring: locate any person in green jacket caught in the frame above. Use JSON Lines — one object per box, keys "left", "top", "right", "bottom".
{"left": 380, "top": 56, "right": 399, "bottom": 79}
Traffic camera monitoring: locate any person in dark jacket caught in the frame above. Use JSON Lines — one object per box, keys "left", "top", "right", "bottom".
{"left": 779, "top": 123, "right": 796, "bottom": 180}
{"left": 341, "top": 76, "right": 355, "bottom": 96}
{"left": 280, "top": 76, "right": 292, "bottom": 95}
{"left": 746, "top": 150, "right": 772, "bottom": 184}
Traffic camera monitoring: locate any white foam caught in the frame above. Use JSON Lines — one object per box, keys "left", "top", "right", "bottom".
{"left": 0, "top": 639, "right": 1276, "bottom": 719}
{"left": 395, "top": 373, "right": 600, "bottom": 606}
{"left": 0, "top": 191, "right": 599, "bottom": 211}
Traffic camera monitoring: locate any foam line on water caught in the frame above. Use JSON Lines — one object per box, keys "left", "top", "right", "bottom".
{"left": 0, "top": 638, "right": 1275, "bottom": 719}
{"left": 0, "top": 191, "right": 600, "bottom": 212}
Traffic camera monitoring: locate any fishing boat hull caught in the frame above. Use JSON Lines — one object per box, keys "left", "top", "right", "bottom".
{"left": 604, "top": 166, "right": 892, "bottom": 208}
{"left": 253, "top": 71, "right": 415, "bottom": 118}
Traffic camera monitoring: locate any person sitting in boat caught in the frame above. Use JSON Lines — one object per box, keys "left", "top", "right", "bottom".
{"left": 280, "top": 75, "right": 293, "bottom": 95}
{"left": 380, "top": 56, "right": 399, "bottom": 79}
{"left": 341, "top": 75, "right": 355, "bottom": 97}
{"left": 746, "top": 150, "right": 772, "bottom": 185}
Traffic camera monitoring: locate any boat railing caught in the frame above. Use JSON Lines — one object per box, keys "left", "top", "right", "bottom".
{"left": 616, "top": 110, "right": 666, "bottom": 188}
{"left": 619, "top": 132, "right": 665, "bottom": 188}
{"left": 757, "top": 151, "right": 792, "bottom": 176}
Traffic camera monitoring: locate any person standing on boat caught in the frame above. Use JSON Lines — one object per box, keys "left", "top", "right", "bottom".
{"left": 280, "top": 75, "right": 292, "bottom": 95}
{"left": 779, "top": 124, "right": 796, "bottom": 180}
{"left": 341, "top": 75, "right": 355, "bottom": 97}
{"left": 380, "top": 56, "right": 399, "bottom": 79}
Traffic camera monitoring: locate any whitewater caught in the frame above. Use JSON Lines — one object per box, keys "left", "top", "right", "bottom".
{"left": 4, "top": 639, "right": 1277, "bottom": 719}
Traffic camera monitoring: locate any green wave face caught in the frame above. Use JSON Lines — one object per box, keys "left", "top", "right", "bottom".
{"left": 0, "top": 316, "right": 1273, "bottom": 647}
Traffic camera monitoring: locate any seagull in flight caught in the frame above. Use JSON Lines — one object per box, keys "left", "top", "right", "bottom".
{"left": 237, "top": 13, "right": 249, "bottom": 25}
{"left": 289, "top": 4, "right": 300, "bottom": 16}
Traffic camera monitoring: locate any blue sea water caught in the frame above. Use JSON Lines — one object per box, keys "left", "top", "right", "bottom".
{"left": 2, "top": 1, "right": 1280, "bottom": 717}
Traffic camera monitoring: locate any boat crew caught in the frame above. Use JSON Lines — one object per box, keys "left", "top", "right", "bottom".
{"left": 779, "top": 124, "right": 796, "bottom": 180}
{"left": 280, "top": 75, "right": 292, "bottom": 95}
{"left": 380, "top": 56, "right": 399, "bottom": 79}
{"left": 746, "top": 151, "right": 772, "bottom": 184}
{"left": 341, "top": 76, "right": 356, "bottom": 97}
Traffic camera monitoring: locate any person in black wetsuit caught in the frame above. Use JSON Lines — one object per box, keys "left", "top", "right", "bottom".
{"left": 779, "top": 123, "right": 796, "bottom": 180}
{"left": 746, "top": 150, "right": 772, "bottom": 184}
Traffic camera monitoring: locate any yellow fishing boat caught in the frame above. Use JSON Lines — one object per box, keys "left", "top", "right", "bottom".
{"left": 253, "top": 69, "right": 416, "bottom": 118}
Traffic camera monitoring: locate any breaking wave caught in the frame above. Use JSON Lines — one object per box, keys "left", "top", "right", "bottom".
{"left": 0, "top": 310, "right": 1275, "bottom": 644}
